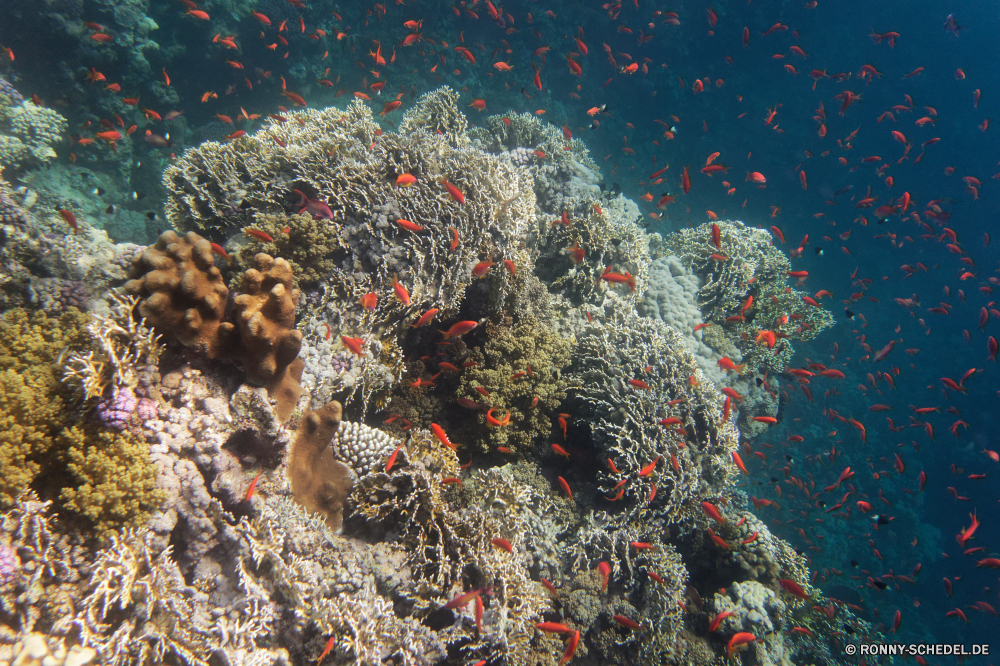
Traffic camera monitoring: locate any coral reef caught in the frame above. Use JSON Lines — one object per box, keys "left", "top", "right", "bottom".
{"left": 0, "top": 308, "right": 89, "bottom": 507}
{"left": 288, "top": 401, "right": 356, "bottom": 533}
{"left": 565, "top": 308, "right": 739, "bottom": 527}
{"left": 124, "top": 230, "right": 304, "bottom": 419}
{"left": 123, "top": 230, "right": 236, "bottom": 358}
{"left": 62, "top": 292, "right": 163, "bottom": 403}
{"left": 74, "top": 527, "right": 280, "bottom": 666}
{"left": 664, "top": 220, "right": 834, "bottom": 377}
{"left": 531, "top": 194, "right": 651, "bottom": 308}
{"left": 0, "top": 90, "right": 67, "bottom": 168}
{"left": 232, "top": 211, "right": 347, "bottom": 286}
{"left": 638, "top": 255, "right": 729, "bottom": 385}
{"left": 454, "top": 315, "right": 574, "bottom": 455}
{"left": 470, "top": 111, "right": 602, "bottom": 216}
{"left": 165, "top": 89, "right": 535, "bottom": 322}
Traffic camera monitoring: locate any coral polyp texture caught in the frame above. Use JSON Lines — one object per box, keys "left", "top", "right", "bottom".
{"left": 124, "top": 229, "right": 304, "bottom": 418}
{"left": 0, "top": 80, "right": 67, "bottom": 168}
{"left": 123, "top": 230, "right": 235, "bottom": 358}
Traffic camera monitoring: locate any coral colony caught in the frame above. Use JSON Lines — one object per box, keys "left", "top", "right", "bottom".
{"left": 0, "top": 79, "right": 882, "bottom": 666}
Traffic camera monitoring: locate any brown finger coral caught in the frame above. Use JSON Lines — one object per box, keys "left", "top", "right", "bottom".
{"left": 125, "top": 230, "right": 305, "bottom": 419}
{"left": 288, "top": 401, "right": 356, "bottom": 533}
{"left": 124, "top": 230, "right": 236, "bottom": 358}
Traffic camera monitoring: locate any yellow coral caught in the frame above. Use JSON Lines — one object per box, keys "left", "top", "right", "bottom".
{"left": 59, "top": 426, "right": 166, "bottom": 532}
{"left": 455, "top": 316, "right": 573, "bottom": 455}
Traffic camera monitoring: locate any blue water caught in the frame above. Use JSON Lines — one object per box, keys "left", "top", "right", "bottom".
{"left": 3, "top": 0, "right": 999, "bottom": 658}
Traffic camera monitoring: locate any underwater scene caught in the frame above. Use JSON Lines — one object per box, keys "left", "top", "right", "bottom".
{"left": 0, "top": 0, "right": 997, "bottom": 663}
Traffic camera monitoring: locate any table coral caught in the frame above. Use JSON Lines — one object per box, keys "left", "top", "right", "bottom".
{"left": 531, "top": 194, "right": 650, "bottom": 307}
{"left": 454, "top": 315, "right": 573, "bottom": 455}
{"left": 665, "top": 220, "right": 834, "bottom": 376}
{"left": 565, "top": 309, "right": 739, "bottom": 527}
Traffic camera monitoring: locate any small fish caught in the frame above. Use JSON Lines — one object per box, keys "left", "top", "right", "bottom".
{"left": 243, "top": 228, "right": 274, "bottom": 243}
{"left": 410, "top": 308, "right": 439, "bottom": 328}
{"left": 340, "top": 335, "right": 366, "bottom": 356}
{"left": 392, "top": 274, "right": 411, "bottom": 305}
{"left": 57, "top": 209, "right": 78, "bottom": 232}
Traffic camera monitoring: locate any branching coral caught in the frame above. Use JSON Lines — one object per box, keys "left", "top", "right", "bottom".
{"left": 239, "top": 495, "right": 447, "bottom": 666}
{"left": 75, "top": 528, "right": 279, "bottom": 666}
{"left": 530, "top": 194, "right": 650, "bottom": 307}
{"left": 470, "top": 111, "right": 601, "bottom": 216}
{"left": 58, "top": 426, "right": 165, "bottom": 531}
{"left": 62, "top": 293, "right": 163, "bottom": 402}
{"left": 565, "top": 309, "right": 739, "bottom": 527}
{"left": 665, "top": 220, "right": 834, "bottom": 375}
{"left": 233, "top": 211, "right": 348, "bottom": 286}
{"left": 454, "top": 315, "right": 573, "bottom": 455}
{"left": 166, "top": 89, "right": 535, "bottom": 325}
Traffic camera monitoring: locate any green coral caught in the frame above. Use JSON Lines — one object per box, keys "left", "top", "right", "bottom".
{"left": 59, "top": 426, "right": 165, "bottom": 531}
{"left": 456, "top": 316, "right": 573, "bottom": 455}
{"left": 0, "top": 307, "right": 163, "bottom": 530}
{"left": 0, "top": 308, "right": 90, "bottom": 506}
{"left": 236, "top": 211, "right": 348, "bottom": 286}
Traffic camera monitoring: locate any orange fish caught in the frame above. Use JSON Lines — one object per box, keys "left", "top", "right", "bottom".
{"left": 440, "top": 320, "right": 478, "bottom": 340}
{"left": 392, "top": 274, "right": 410, "bottom": 305}
{"left": 358, "top": 292, "right": 378, "bottom": 310}
{"left": 410, "top": 308, "right": 439, "bottom": 328}
{"left": 441, "top": 178, "right": 466, "bottom": 204}
{"left": 380, "top": 100, "right": 402, "bottom": 117}
{"left": 340, "top": 335, "right": 366, "bottom": 356}
{"left": 395, "top": 218, "right": 424, "bottom": 232}
{"left": 395, "top": 173, "right": 417, "bottom": 187}
{"left": 472, "top": 260, "right": 495, "bottom": 277}
{"left": 430, "top": 423, "right": 457, "bottom": 450}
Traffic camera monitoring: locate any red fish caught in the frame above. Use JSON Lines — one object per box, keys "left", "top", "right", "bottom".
{"left": 440, "top": 320, "right": 478, "bottom": 339}
{"left": 701, "top": 501, "right": 726, "bottom": 523}
{"left": 410, "top": 308, "right": 439, "bottom": 328}
{"left": 441, "top": 179, "right": 466, "bottom": 204}
{"left": 392, "top": 274, "right": 411, "bottom": 305}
